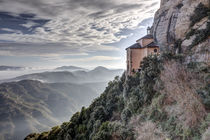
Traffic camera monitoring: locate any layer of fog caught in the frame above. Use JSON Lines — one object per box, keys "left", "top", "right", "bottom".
{"left": 0, "top": 69, "right": 53, "bottom": 80}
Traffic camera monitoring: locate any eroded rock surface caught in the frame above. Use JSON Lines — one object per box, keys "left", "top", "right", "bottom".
{"left": 153, "top": 0, "right": 209, "bottom": 57}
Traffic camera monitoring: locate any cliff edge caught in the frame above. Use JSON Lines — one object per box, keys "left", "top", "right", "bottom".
{"left": 153, "top": 0, "right": 209, "bottom": 63}
{"left": 25, "top": 0, "right": 210, "bottom": 140}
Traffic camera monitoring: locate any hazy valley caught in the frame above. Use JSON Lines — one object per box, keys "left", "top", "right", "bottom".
{"left": 0, "top": 66, "right": 123, "bottom": 140}
{"left": 0, "top": 0, "right": 209, "bottom": 140}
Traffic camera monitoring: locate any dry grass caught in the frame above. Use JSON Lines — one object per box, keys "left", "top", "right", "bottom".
{"left": 202, "top": 127, "right": 210, "bottom": 140}
{"left": 159, "top": 61, "right": 206, "bottom": 128}
{"left": 129, "top": 116, "right": 168, "bottom": 140}
{"left": 110, "top": 112, "right": 121, "bottom": 121}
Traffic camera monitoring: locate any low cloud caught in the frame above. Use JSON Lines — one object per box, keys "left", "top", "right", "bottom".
{"left": 49, "top": 56, "right": 121, "bottom": 63}
{"left": 0, "top": 42, "right": 120, "bottom": 57}
{"left": 0, "top": 0, "right": 160, "bottom": 67}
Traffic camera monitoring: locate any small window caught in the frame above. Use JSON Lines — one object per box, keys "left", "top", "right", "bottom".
{"left": 154, "top": 49, "right": 158, "bottom": 53}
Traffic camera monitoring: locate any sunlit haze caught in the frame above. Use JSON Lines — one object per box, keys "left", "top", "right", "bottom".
{"left": 0, "top": 0, "right": 160, "bottom": 69}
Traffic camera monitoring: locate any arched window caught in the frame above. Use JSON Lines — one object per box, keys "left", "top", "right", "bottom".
{"left": 154, "top": 49, "right": 158, "bottom": 53}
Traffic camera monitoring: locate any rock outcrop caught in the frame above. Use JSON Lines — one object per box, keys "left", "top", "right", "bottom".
{"left": 24, "top": 1, "right": 210, "bottom": 140}
{"left": 153, "top": 0, "right": 210, "bottom": 63}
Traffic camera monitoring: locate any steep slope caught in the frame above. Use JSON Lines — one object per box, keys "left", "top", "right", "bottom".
{"left": 25, "top": 1, "right": 210, "bottom": 140}
{"left": 152, "top": 0, "right": 209, "bottom": 63}
{"left": 25, "top": 54, "right": 209, "bottom": 140}
{"left": 0, "top": 80, "right": 100, "bottom": 140}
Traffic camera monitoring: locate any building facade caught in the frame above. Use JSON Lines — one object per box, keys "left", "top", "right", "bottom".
{"left": 126, "top": 29, "right": 159, "bottom": 75}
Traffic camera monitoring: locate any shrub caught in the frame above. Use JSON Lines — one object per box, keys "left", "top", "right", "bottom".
{"left": 139, "top": 55, "right": 162, "bottom": 104}
{"left": 124, "top": 72, "right": 140, "bottom": 95}
{"left": 186, "top": 29, "right": 196, "bottom": 39}
{"left": 25, "top": 53, "right": 209, "bottom": 140}
{"left": 133, "top": 121, "right": 168, "bottom": 140}
{"left": 37, "top": 132, "right": 49, "bottom": 140}
{"left": 197, "top": 82, "right": 210, "bottom": 109}
{"left": 140, "top": 94, "right": 166, "bottom": 122}
{"left": 123, "top": 55, "right": 163, "bottom": 116}
{"left": 202, "top": 127, "right": 210, "bottom": 140}
{"left": 24, "top": 133, "right": 40, "bottom": 140}
{"left": 187, "top": 3, "right": 210, "bottom": 49}
{"left": 160, "top": 52, "right": 184, "bottom": 62}
{"left": 190, "top": 22, "right": 210, "bottom": 48}
{"left": 190, "top": 3, "right": 210, "bottom": 27}
{"left": 48, "top": 126, "right": 61, "bottom": 139}
{"left": 160, "top": 61, "right": 206, "bottom": 127}
{"left": 92, "top": 122, "right": 134, "bottom": 140}
{"left": 92, "top": 122, "right": 111, "bottom": 140}
{"left": 121, "top": 108, "right": 132, "bottom": 123}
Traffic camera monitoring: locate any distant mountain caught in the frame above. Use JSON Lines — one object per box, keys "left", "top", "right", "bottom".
{"left": 1, "top": 67, "right": 124, "bottom": 84}
{"left": 89, "top": 66, "right": 122, "bottom": 75}
{"left": 13, "top": 71, "right": 79, "bottom": 83}
{"left": 0, "top": 66, "right": 23, "bottom": 71}
{"left": 0, "top": 80, "right": 102, "bottom": 140}
{"left": 0, "top": 66, "right": 124, "bottom": 140}
{"left": 55, "top": 66, "right": 87, "bottom": 71}
{"left": 90, "top": 66, "right": 109, "bottom": 72}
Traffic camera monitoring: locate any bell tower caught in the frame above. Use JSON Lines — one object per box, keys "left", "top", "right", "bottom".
{"left": 147, "top": 27, "right": 151, "bottom": 35}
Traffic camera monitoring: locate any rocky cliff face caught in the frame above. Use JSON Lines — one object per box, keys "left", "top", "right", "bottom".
{"left": 153, "top": 0, "right": 210, "bottom": 63}
{"left": 24, "top": 1, "right": 210, "bottom": 140}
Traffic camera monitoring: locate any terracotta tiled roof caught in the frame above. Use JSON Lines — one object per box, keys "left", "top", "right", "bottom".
{"left": 145, "top": 42, "right": 159, "bottom": 48}
{"left": 126, "top": 41, "right": 159, "bottom": 50}
{"left": 126, "top": 43, "right": 142, "bottom": 50}
{"left": 126, "top": 34, "right": 159, "bottom": 50}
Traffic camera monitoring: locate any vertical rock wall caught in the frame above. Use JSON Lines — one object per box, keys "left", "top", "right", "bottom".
{"left": 152, "top": 0, "right": 210, "bottom": 63}
{"left": 152, "top": 0, "right": 209, "bottom": 50}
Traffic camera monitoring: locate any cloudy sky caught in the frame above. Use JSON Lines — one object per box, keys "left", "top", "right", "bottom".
{"left": 0, "top": 0, "right": 160, "bottom": 69}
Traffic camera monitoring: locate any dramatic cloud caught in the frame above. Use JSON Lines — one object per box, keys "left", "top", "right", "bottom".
{"left": 0, "top": 42, "right": 119, "bottom": 56}
{"left": 0, "top": 0, "right": 160, "bottom": 68}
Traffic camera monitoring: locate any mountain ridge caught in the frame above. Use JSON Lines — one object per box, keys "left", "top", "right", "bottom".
{"left": 0, "top": 80, "right": 103, "bottom": 140}
{"left": 0, "top": 66, "right": 24, "bottom": 71}
{"left": 25, "top": 0, "right": 210, "bottom": 140}
{"left": 55, "top": 66, "right": 87, "bottom": 71}
{"left": 0, "top": 67, "right": 124, "bottom": 84}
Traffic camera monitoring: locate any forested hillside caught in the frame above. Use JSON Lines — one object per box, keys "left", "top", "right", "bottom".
{"left": 0, "top": 80, "right": 102, "bottom": 140}
{"left": 25, "top": 1, "right": 210, "bottom": 139}
{"left": 25, "top": 53, "right": 210, "bottom": 140}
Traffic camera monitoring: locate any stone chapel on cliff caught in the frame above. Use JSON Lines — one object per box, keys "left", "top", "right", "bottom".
{"left": 126, "top": 27, "right": 159, "bottom": 75}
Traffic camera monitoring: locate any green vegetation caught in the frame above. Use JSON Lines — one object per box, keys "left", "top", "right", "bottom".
{"left": 92, "top": 122, "right": 134, "bottom": 140}
{"left": 186, "top": 3, "right": 210, "bottom": 49}
{"left": 195, "top": 64, "right": 210, "bottom": 109}
{"left": 25, "top": 54, "right": 210, "bottom": 140}
{"left": 0, "top": 80, "right": 103, "bottom": 140}
{"left": 189, "top": 20, "right": 210, "bottom": 48}
{"left": 25, "top": 55, "right": 163, "bottom": 140}
{"left": 24, "top": 3, "right": 210, "bottom": 140}
{"left": 186, "top": 29, "right": 196, "bottom": 39}
{"left": 187, "top": 61, "right": 210, "bottom": 110}
{"left": 189, "top": 3, "right": 210, "bottom": 27}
